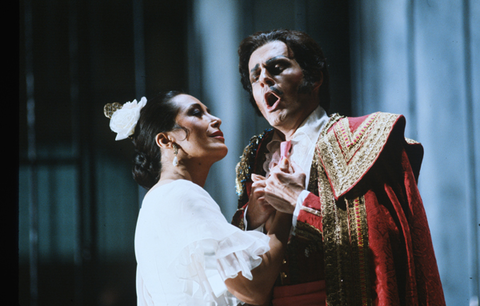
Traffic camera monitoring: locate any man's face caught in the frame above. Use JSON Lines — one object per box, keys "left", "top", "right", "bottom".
{"left": 248, "top": 41, "right": 318, "bottom": 137}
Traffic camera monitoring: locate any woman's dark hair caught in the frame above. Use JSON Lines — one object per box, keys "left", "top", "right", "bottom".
{"left": 131, "top": 90, "right": 183, "bottom": 189}
{"left": 238, "top": 29, "right": 330, "bottom": 114}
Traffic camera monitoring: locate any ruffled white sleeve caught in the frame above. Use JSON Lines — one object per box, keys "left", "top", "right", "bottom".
{"left": 135, "top": 180, "right": 270, "bottom": 305}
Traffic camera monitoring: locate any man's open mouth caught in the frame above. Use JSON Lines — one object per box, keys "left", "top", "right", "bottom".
{"left": 264, "top": 88, "right": 283, "bottom": 109}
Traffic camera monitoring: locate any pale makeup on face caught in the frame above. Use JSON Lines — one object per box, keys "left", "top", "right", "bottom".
{"left": 169, "top": 94, "right": 228, "bottom": 163}
{"left": 248, "top": 41, "right": 319, "bottom": 139}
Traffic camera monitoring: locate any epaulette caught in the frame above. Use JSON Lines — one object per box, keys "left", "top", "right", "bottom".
{"left": 317, "top": 112, "right": 404, "bottom": 199}
{"left": 235, "top": 129, "right": 274, "bottom": 208}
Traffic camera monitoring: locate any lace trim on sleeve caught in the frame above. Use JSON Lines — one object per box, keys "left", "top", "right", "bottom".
{"left": 173, "top": 230, "right": 270, "bottom": 303}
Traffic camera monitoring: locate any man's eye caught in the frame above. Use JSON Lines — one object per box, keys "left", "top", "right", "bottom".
{"left": 270, "top": 64, "right": 285, "bottom": 74}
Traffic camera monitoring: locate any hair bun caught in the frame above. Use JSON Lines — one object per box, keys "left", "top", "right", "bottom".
{"left": 132, "top": 150, "right": 159, "bottom": 190}
{"left": 128, "top": 90, "right": 183, "bottom": 189}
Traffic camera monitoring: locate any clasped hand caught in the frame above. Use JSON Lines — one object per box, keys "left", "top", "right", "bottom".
{"left": 246, "top": 158, "right": 306, "bottom": 230}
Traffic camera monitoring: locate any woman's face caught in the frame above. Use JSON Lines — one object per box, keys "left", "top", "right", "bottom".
{"left": 169, "top": 94, "right": 228, "bottom": 163}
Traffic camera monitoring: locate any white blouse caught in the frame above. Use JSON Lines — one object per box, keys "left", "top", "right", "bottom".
{"left": 135, "top": 179, "right": 270, "bottom": 305}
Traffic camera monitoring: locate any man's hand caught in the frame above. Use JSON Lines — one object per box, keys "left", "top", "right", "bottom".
{"left": 264, "top": 158, "right": 306, "bottom": 214}
{"left": 245, "top": 174, "right": 276, "bottom": 230}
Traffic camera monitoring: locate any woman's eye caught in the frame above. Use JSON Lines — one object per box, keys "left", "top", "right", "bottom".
{"left": 188, "top": 108, "right": 203, "bottom": 117}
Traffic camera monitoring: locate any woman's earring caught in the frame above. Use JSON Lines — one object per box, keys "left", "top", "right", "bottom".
{"left": 172, "top": 144, "right": 178, "bottom": 167}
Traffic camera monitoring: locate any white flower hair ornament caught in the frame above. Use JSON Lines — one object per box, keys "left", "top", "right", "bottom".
{"left": 104, "top": 97, "right": 147, "bottom": 141}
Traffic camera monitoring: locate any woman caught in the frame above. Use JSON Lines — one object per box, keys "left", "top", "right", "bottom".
{"left": 104, "top": 91, "right": 291, "bottom": 305}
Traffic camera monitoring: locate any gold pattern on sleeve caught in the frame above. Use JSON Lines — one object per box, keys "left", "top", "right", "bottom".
{"left": 318, "top": 112, "right": 400, "bottom": 199}
{"left": 405, "top": 137, "right": 419, "bottom": 144}
{"left": 315, "top": 114, "right": 375, "bottom": 305}
{"left": 235, "top": 130, "right": 273, "bottom": 208}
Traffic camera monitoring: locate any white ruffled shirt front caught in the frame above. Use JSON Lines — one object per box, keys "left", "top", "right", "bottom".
{"left": 244, "top": 106, "right": 329, "bottom": 233}
{"left": 135, "top": 179, "right": 270, "bottom": 305}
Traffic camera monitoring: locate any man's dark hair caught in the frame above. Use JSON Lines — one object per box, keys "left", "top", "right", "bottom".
{"left": 238, "top": 29, "right": 330, "bottom": 115}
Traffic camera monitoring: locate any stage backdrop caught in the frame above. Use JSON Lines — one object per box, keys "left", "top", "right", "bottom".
{"left": 19, "top": 1, "right": 478, "bottom": 305}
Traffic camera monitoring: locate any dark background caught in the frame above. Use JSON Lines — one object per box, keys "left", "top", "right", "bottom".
{"left": 18, "top": 0, "right": 479, "bottom": 305}
{"left": 19, "top": 1, "right": 351, "bottom": 305}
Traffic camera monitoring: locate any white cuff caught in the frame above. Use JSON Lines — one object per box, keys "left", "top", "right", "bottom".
{"left": 291, "top": 190, "right": 311, "bottom": 235}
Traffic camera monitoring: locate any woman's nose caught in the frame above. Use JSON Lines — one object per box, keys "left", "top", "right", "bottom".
{"left": 211, "top": 116, "right": 221, "bottom": 127}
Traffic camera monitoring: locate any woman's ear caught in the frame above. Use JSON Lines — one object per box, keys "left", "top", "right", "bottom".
{"left": 155, "top": 133, "right": 175, "bottom": 149}
{"left": 312, "top": 72, "right": 324, "bottom": 92}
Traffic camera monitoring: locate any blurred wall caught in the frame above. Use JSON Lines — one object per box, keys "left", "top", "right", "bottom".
{"left": 350, "top": 1, "right": 480, "bottom": 304}
{"left": 19, "top": 0, "right": 478, "bottom": 305}
{"left": 19, "top": 0, "right": 189, "bottom": 305}
{"left": 188, "top": 0, "right": 480, "bottom": 304}
{"left": 189, "top": 0, "right": 352, "bottom": 220}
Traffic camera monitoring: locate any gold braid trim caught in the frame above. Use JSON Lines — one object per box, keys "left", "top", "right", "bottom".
{"left": 294, "top": 221, "right": 323, "bottom": 242}
{"left": 315, "top": 144, "right": 345, "bottom": 304}
{"left": 234, "top": 207, "right": 246, "bottom": 231}
{"left": 316, "top": 114, "right": 372, "bottom": 305}
{"left": 235, "top": 129, "right": 274, "bottom": 208}
{"left": 405, "top": 137, "right": 419, "bottom": 144}
{"left": 318, "top": 112, "right": 400, "bottom": 199}
{"left": 348, "top": 196, "right": 371, "bottom": 306}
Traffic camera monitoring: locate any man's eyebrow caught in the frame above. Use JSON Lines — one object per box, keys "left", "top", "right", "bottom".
{"left": 250, "top": 63, "right": 260, "bottom": 75}
{"left": 265, "top": 55, "right": 289, "bottom": 65}
{"left": 250, "top": 55, "right": 290, "bottom": 76}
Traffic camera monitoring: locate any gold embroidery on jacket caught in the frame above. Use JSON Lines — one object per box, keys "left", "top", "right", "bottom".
{"left": 405, "top": 137, "right": 419, "bottom": 144}
{"left": 235, "top": 207, "right": 245, "bottom": 231}
{"left": 317, "top": 114, "right": 373, "bottom": 305}
{"left": 235, "top": 129, "right": 273, "bottom": 208}
{"left": 346, "top": 196, "right": 371, "bottom": 305}
{"left": 318, "top": 112, "right": 399, "bottom": 198}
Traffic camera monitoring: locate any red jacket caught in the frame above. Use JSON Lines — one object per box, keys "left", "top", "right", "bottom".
{"left": 232, "top": 112, "right": 445, "bottom": 305}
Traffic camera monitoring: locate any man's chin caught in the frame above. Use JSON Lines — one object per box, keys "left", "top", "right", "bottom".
{"left": 268, "top": 111, "right": 289, "bottom": 129}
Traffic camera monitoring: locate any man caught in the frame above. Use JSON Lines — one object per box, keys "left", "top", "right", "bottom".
{"left": 232, "top": 29, "right": 445, "bottom": 305}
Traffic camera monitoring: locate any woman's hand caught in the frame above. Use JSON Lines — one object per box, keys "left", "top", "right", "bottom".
{"left": 264, "top": 158, "right": 306, "bottom": 214}
{"left": 245, "top": 174, "right": 276, "bottom": 230}
{"left": 226, "top": 208, "right": 291, "bottom": 305}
